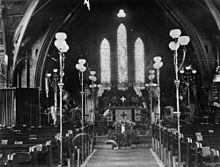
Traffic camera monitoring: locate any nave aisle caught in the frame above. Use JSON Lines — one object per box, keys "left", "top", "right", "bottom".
{"left": 82, "top": 137, "right": 164, "bottom": 167}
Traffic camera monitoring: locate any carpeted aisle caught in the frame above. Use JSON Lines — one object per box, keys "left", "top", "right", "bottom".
{"left": 82, "top": 144, "right": 164, "bottom": 167}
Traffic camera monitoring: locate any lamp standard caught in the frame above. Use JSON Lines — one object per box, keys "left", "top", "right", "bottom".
{"left": 180, "top": 65, "right": 197, "bottom": 109}
{"left": 45, "top": 73, "right": 51, "bottom": 99}
{"left": 54, "top": 32, "right": 69, "bottom": 167}
{"left": 153, "top": 57, "right": 163, "bottom": 124}
{"left": 145, "top": 70, "right": 157, "bottom": 124}
{"left": 45, "top": 68, "right": 59, "bottom": 125}
{"left": 169, "top": 29, "right": 190, "bottom": 167}
{"left": 89, "top": 70, "right": 98, "bottom": 149}
{"left": 153, "top": 56, "right": 163, "bottom": 159}
{"left": 52, "top": 68, "right": 59, "bottom": 122}
{"left": 75, "top": 58, "right": 87, "bottom": 161}
{"left": 89, "top": 70, "right": 97, "bottom": 124}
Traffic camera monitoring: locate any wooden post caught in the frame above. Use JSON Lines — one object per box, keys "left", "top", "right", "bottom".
{"left": 77, "top": 148, "right": 80, "bottom": 167}
{"left": 46, "top": 141, "right": 53, "bottom": 167}
{"left": 33, "top": 147, "right": 38, "bottom": 167}
{"left": 186, "top": 138, "right": 192, "bottom": 167}
{"left": 195, "top": 142, "right": 202, "bottom": 167}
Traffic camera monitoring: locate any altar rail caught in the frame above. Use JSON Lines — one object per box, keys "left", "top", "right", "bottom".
{"left": 0, "top": 88, "right": 40, "bottom": 126}
{"left": 152, "top": 124, "right": 220, "bottom": 167}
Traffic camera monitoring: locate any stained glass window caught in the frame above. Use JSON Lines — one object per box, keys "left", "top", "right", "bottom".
{"left": 100, "top": 38, "right": 111, "bottom": 83}
{"left": 135, "top": 37, "right": 145, "bottom": 84}
{"left": 100, "top": 24, "right": 146, "bottom": 89}
{"left": 117, "top": 23, "right": 128, "bottom": 83}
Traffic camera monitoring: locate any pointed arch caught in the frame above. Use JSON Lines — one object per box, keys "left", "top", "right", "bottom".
{"left": 135, "top": 37, "right": 145, "bottom": 84}
{"left": 100, "top": 38, "right": 111, "bottom": 83}
{"left": 117, "top": 23, "right": 128, "bottom": 84}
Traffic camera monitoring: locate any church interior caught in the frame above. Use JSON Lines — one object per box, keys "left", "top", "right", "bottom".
{"left": 1, "top": 0, "right": 220, "bottom": 166}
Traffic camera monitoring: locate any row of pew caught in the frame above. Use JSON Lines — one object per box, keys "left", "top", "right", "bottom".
{"left": 0, "top": 123, "right": 95, "bottom": 167}
{"left": 152, "top": 123, "right": 220, "bottom": 167}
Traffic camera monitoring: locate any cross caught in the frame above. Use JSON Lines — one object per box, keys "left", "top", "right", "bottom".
{"left": 120, "top": 96, "right": 126, "bottom": 104}
{"left": 120, "top": 112, "right": 127, "bottom": 119}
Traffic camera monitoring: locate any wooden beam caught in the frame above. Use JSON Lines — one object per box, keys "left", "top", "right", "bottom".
{"left": 6, "top": 14, "right": 23, "bottom": 18}
{"left": 2, "top": 0, "right": 28, "bottom": 2}
{"left": 11, "top": 0, "right": 40, "bottom": 78}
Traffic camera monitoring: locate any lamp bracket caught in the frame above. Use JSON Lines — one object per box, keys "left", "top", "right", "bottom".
{"left": 215, "top": 66, "right": 220, "bottom": 72}
{"left": 58, "top": 83, "right": 64, "bottom": 87}
{"left": 177, "top": 49, "right": 187, "bottom": 72}
{"left": 174, "top": 80, "right": 180, "bottom": 87}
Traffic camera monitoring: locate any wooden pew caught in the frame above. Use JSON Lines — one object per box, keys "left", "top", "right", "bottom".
{"left": 0, "top": 124, "right": 93, "bottom": 167}
{"left": 0, "top": 128, "right": 59, "bottom": 167}
{"left": 153, "top": 123, "right": 220, "bottom": 167}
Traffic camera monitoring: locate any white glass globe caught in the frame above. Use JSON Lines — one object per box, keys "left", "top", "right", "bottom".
{"left": 169, "top": 29, "right": 181, "bottom": 38}
{"left": 93, "top": 76, "right": 96, "bottom": 81}
{"left": 185, "top": 65, "right": 191, "bottom": 70}
{"left": 75, "top": 64, "right": 81, "bottom": 70}
{"left": 55, "top": 32, "right": 67, "bottom": 40}
{"left": 178, "top": 36, "right": 190, "bottom": 46}
{"left": 153, "top": 61, "right": 163, "bottom": 69}
{"left": 179, "top": 69, "right": 184, "bottom": 74}
{"left": 46, "top": 73, "right": 51, "bottom": 77}
{"left": 89, "top": 75, "right": 96, "bottom": 81}
{"left": 53, "top": 69, "right": 58, "bottom": 73}
{"left": 81, "top": 66, "right": 86, "bottom": 72}
{"left": 90, "top": 71, "right": 96, "bottom": 75}
{"left": 149, "top": 70, "right": 155, "bottom": 74}
{"left": 169, "top": 41, "right": 180, "bottom": 51}
{"left": 148, "top": 74, "right": 155, "bottom": 81}
{"left": 54, "top": 40, "right": 68, "bottom": 52}
{"left": 78, "top": 59, "right": 86, "bottom": 65}
{"left": 154, "top": 56, "right": 162, "bottom": 63}
{"left": 60, "top": 43, "right": 69, "bottom": 53}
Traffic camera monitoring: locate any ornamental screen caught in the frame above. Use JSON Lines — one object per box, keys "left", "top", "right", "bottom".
{"left": 100, "top": 38, "right": 111, "bottom": 83}
{"left": 135, "top": 37, "right": 145, "bottom": 84}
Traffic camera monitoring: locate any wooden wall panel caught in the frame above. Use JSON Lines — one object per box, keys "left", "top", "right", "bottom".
{"left": 0, "top": 88, "right": 40, "bottom": 126}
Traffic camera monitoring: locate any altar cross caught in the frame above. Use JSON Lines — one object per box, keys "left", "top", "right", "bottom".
{"left": 120, "top": 96, "right": 126, "bottom": 104}
{"left": 120, "top": 111, "right": 127, "bottom": 119}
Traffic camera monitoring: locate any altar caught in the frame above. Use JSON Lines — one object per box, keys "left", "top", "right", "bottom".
{"left": 115, "top": 109, "right": 132, "bottom": 121}
{"left": 105, "top": 106, "right": 143, "bottom": 126}
{"left": 104, "top": 105, "right": 151, "bottom": 149}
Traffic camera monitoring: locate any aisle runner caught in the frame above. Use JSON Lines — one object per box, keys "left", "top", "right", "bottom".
{"left": 82, "top": 146, "right": 164, "bottom": 167}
